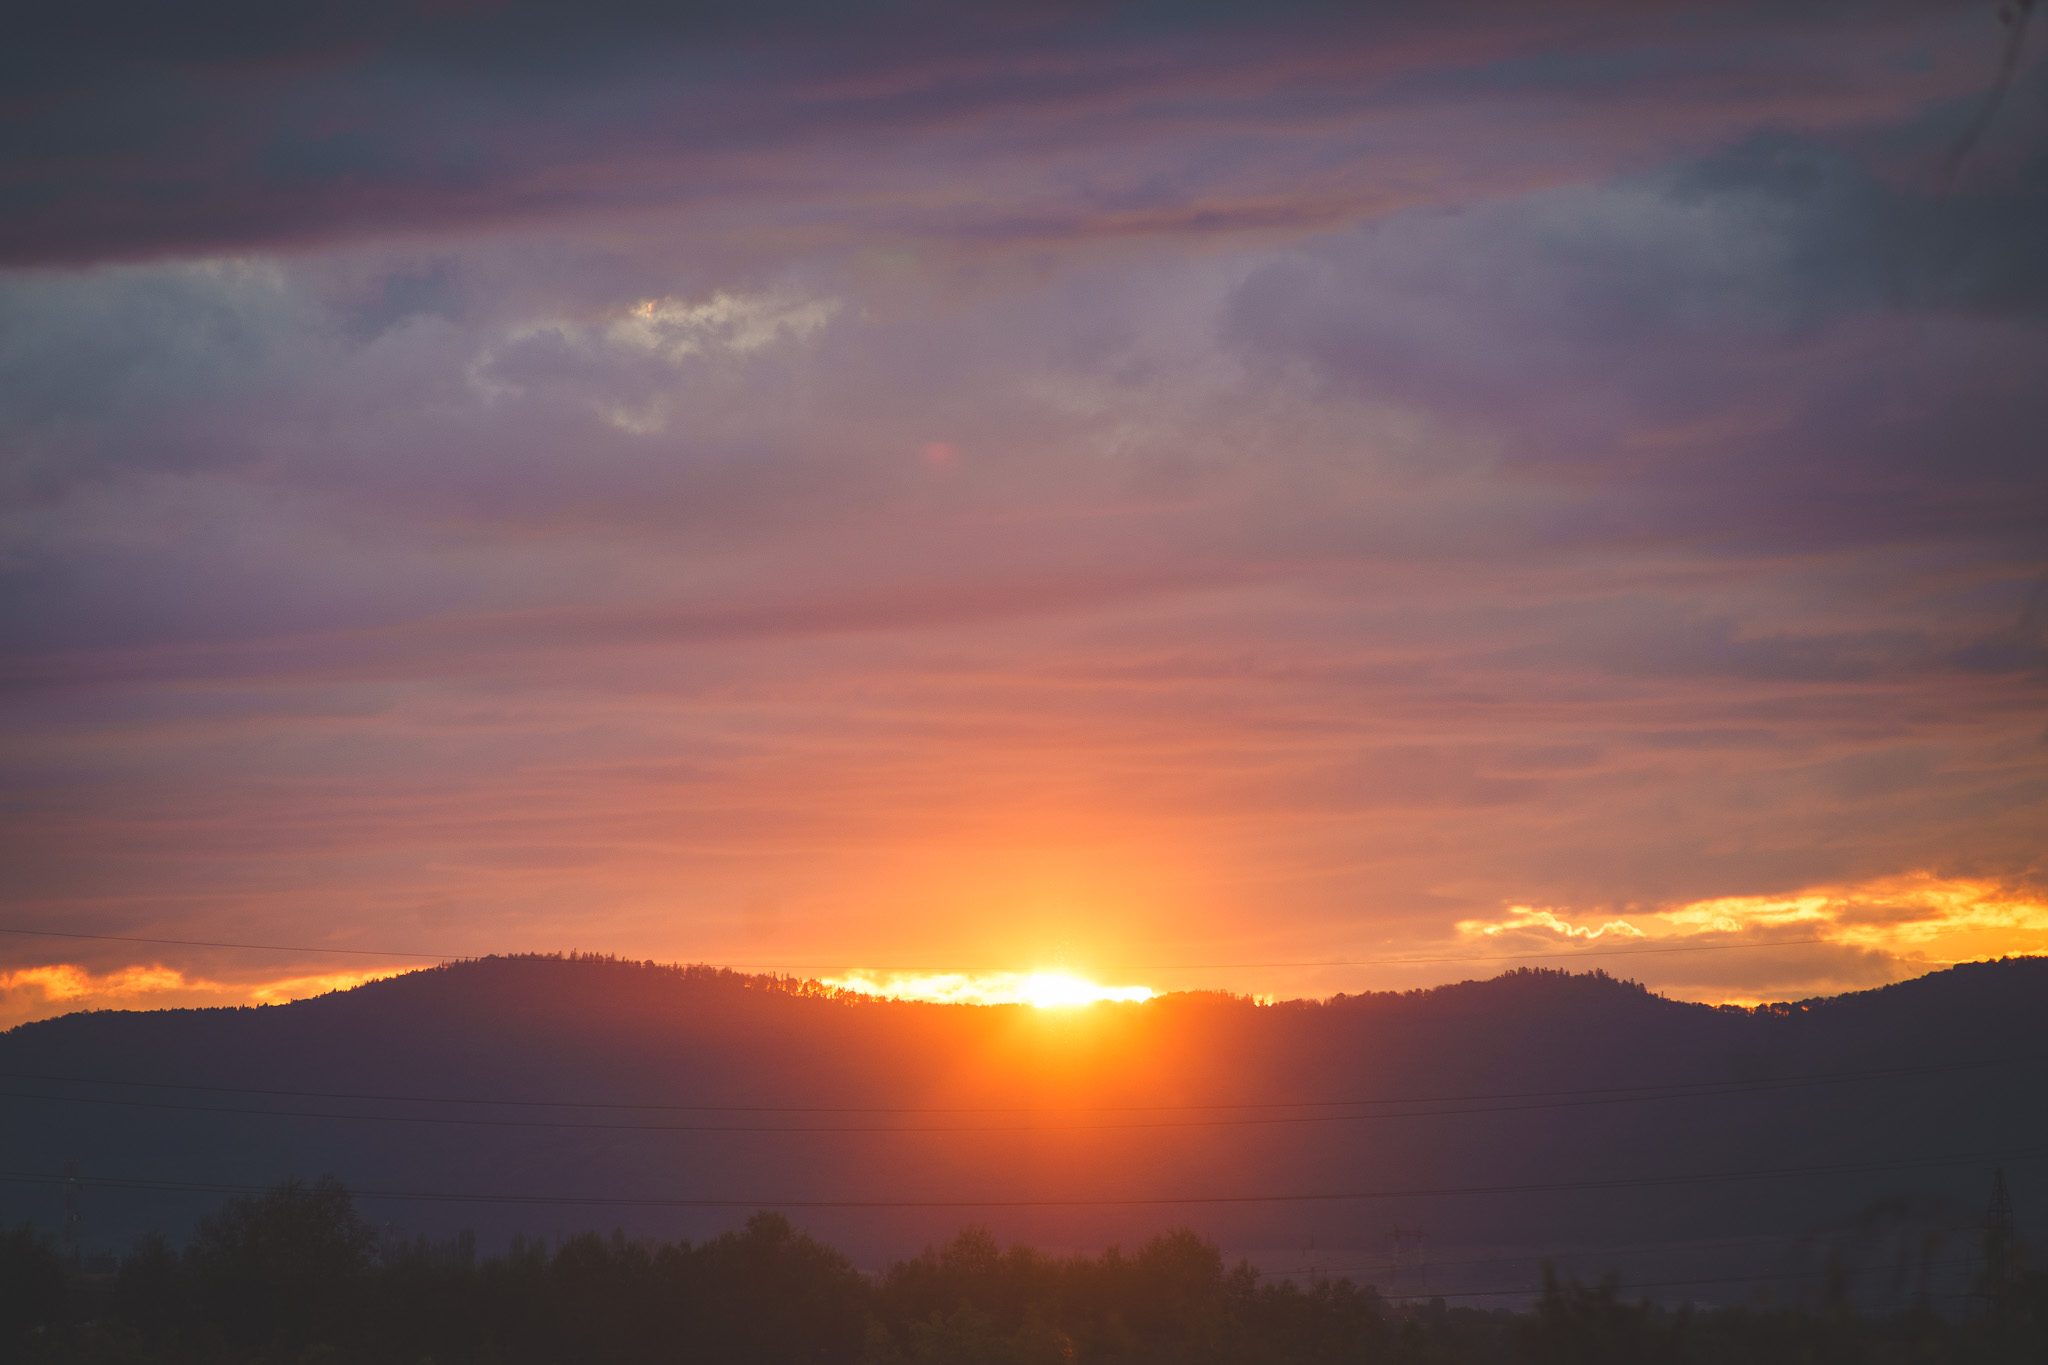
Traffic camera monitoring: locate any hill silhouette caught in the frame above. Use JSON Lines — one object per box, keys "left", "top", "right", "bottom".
{"left": 4, "top": 955, "right": 2042, "bottom": 1303}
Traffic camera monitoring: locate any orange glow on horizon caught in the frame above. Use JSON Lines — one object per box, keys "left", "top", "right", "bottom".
{"left": 7, "top": 872, "right": 2043, "bottom": 1030}
{"left": 1452, "top": 873, "right": 2048, "bottom": 1002}
{"left": 819, "top": 969, "right": 1154, "bottom": 1008}
{"left": 0, "top": 962, "right": 413, "bottom": 1029}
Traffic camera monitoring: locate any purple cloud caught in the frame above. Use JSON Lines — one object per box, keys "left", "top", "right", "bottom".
{"left": 1, "top": 1, "right": 2044, "bottom": 1010}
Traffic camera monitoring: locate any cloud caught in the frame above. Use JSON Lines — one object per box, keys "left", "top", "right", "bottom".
{"left": 2, "top": 215, "right": 2042, "bottom": 1001}
{"left": 819, "top": 970, "right": 1153, "bottom": 1008}
{"left": 1460, "top": 906, "right": 1644, "bottom": 941}
{"left": 1224, "top": 136, "right": 2048, "bottom": 561}
{"left": 1, "top": 7, "right": 2044, "bottom": 1016}
{"left": 603, "top": 293, "right": 840, "bottom": 361}
{"left": 0, "top": 961, "right": 408, "bottom": 1028}
{"left": 0, "top": 3, "right": 2003, "bottom": 265}
{"left": 0, "top": 962, "right": 201, "bottom": 1003}
{"left": 1454, "top": 875, "right": 2048, "bottom": 1002}
{"left": 472, "top": 288, "right": 841, "bottom": 432}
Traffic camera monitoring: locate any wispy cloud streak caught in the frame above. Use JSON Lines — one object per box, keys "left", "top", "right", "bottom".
{"left": 1, "top": 2, "right": 2044, "bottom": 1017}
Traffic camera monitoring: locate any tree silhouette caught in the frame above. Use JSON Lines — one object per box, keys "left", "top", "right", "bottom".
{"left": 0, "top": 1222, "right": 66, "bottom": 1351}
{"left": 186, "top": 1175, "right": 376, "bottom": 1355}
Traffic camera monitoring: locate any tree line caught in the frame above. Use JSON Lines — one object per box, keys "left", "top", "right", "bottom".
{"left": 3, "top": 1177, "right": 2043, "bottom": 1364}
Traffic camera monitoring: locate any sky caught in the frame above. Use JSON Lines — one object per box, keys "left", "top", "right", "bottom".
{"left": 3, "top": 0, "right": 2046, "bottom": 1026}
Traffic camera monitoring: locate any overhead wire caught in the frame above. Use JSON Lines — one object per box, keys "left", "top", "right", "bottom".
{"left": 1424, "top": 1267, "right": 1886, "bottom": 1303}
{"left": 3, "top": 1051, "right": 2039, "bottom": 1134}
{"left": 1264, "top": 1230, "right": 1990, "bottom": 1288}
{"left": 0, "top": 926, "right": 452, "bottom": 960}
{"left": 1412, "top": 1246, "right": 1994, "bottom": 1304}
{"left": 0, "top": 923, "right": 1959, "bottom": 975}
{"left": 7, "top": 1051, "right": 2037, "bottom": 1114}
{"left": 1263, "top": 1229, "right": 1843, "bottom": 1279}
{"left": 3, "top": 1144, "right": 2037, "bottom": 1211}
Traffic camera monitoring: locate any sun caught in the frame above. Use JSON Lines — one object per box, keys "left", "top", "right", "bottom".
{"left": 1017, "top": 971, "right": 1150, "bottom": 1008}
{"left": 819, "top": 969, "right": 1154, "bottom": 1007}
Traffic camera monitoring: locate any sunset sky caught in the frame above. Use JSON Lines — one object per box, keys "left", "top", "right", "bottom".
{"left": 3, "top": 0, "right": 2046, "bottom": 1026}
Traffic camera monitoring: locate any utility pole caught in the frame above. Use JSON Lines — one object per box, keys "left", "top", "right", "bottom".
{"left": 61, "top": 1160, "right": 82, "bottom": 1265}
{"left": 1983, "top": 1166, "right": 2016, "bottom": 1299}
{"left": 1390, "top": 1224, "right": 1427, "bottom": 1301}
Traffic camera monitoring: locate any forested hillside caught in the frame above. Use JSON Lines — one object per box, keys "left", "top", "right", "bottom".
{"left": 4, "top": 956, "right": 2043, "bottom": 1303}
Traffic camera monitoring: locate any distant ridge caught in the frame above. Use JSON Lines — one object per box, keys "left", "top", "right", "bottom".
{"left": 16, "top": 948, "right": 2038, "bottom": 1038}
{"left": 4, "top": 955, "right": 2042, "bottom": 1303}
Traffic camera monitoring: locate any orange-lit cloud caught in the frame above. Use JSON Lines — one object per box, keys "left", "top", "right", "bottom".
{"left": 1460, "top": 905, "right": 1644, "bottom": 942}
{"left": 0, "top": 962, "right": 412, "bottom": 1029}
{"left": 244, "top": 969, "right": 416, "bottom": 1005}
{"left": 1456, "top": 875, "right": 2048, "bottom": 1004}
{"left": 820, "top": 970, "right": 1154, "bottom": 1008}
{"left": 3, "top": 4, "right": 2046, "bottom": 1032}
{"left": 0, "top": 963, "right": 202, "bottom": 1004}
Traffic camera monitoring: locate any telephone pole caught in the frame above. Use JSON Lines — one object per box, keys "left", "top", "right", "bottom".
{"left": 61, "top": 1159, "right": 82, "bottom": 1265}
{"left": 1983, "top": 1166, "right": 2016, "bottom": 1298}
{"left": 1390, "top": 1224, "right": 1427, "bottom": 1302}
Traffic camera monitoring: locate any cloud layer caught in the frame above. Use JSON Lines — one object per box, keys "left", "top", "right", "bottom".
{"left": 2, "top": 1, "right": 2044, "bottom": 1017}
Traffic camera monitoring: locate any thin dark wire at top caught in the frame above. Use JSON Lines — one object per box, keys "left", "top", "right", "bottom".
{"left": 11, "top": 1056, "right": 2032, "bottom": 1136}
{"left": 0, "top": 924, "right": 1942, "bottom": 973}
{"left": 2, "top": 1143, "right": 2038, "bottom": 1211}
{"left": 0, "top": 926, "right": 452, "bottom": 959}
{"left": 2, "top": 1050, "right": 2033, "bottom": 1119}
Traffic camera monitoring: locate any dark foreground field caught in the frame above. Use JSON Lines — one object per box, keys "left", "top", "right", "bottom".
{"left": 4, "top": 1178, "right": 2048, "bottom": 1365}
{"left": 6, "top": 1175, "right": 2046, "bottom": 1364}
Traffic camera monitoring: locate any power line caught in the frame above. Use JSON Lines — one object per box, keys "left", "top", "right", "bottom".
{"left": 0, "top": 925, "right": 1961, "bottom": 975}
{"left": 1273, "top": 1233, "right": 1997, "bottom": 1300}
{"left": 1268, "top": 1232, "right": 1992, "bottom": 1290}
{"left": 7, "top": 1051, "right": 2032, "bottom": 1114}
{"left": 0, "top": 926, "right": 453, "bottom": 959}
{"left": 0, "top": 1079, "right": 1946, "bottom": 1134}
{"left": 1434, "top": 1255, "right": 1993, "bottom": 1305}
{"left": 1261, "top": 1230, "right": 1810, "bottom": 1280}
{"left": 728, "top": 938, "right": 1888, "bottom": 971}
{"left": 0, "top": 1066, "right": 1687, "bottom": 1115}
{"left": 1430, "top": 1268, "right": 1840, "bottom": 1303}
{"left": 4, "top": 1052, "right": 2037, "bottom": 1134}
{"left": 3, "top": 1146, "right": 2036, "bottom": 1212}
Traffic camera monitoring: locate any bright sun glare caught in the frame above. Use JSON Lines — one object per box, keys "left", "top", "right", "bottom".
{"left": 819, "top": 970, "right": 1154, "bottom": 1008}
{"left": 1017, "top": 972, "right": 1151, "bottom": 1008}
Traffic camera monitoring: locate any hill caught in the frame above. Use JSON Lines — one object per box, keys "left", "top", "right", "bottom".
{"left": 4, "top": 955, "right": 2043, "bottom": 1304}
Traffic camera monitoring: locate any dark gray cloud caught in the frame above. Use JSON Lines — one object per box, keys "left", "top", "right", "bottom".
{"left": 0, "top": 1, "right": 1985, "bottom": 264}
{"left": 1225, "top": 132, "right": 2048, "bottom": 561}
{"left": 1671, "top": 133, "right": 2048, "bottom": 317}
{"left": 1, "top": 2, "right": 2043, "bottom": 1003}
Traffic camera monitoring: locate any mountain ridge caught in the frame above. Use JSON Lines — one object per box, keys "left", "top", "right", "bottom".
{"left": 4, "top": 954, "right": 2041, "bottom": 1301}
